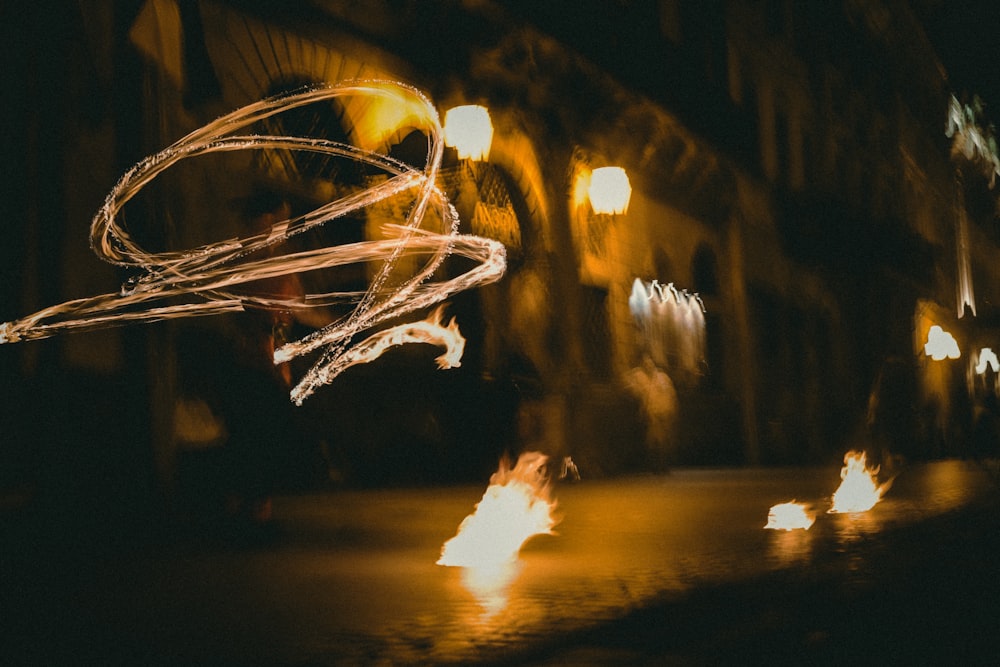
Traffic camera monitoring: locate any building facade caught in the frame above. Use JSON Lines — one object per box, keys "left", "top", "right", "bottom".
{"left": 2, "top": 1, "right": 996, "bottom": 503}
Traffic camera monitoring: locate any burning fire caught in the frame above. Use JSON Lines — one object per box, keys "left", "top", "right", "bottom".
{"left": 765, "top": 501, "right": 815, "bottom": 531}
{"left": 828, "top": 450, "right": 890, "bottom": 514}
{"left": 438, "top": 451, "right": 558, "bottom": 569}
{"left": 438, "top": 452, "right": 562, "bottom": 613}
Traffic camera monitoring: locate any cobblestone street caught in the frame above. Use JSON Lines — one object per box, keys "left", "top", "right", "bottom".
{"left": 4, "top": 460, "right": 998, "bottom": 665}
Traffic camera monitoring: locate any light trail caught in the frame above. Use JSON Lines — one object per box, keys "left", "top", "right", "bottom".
{"left": 628, "top": 278, "right": 706, "bottom": 381}
{"left": 0, "top": 80, "right": 507, "bottom": 403}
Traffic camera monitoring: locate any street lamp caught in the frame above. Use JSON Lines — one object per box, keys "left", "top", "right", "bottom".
{"left": 443, "top": 105, "right": 493, "bottom": 161}
{"left": 588, "top": 166, "right": 632, "bottom": 215}
{"left": 924, "top": 325, "right": 961, "bottom": 360}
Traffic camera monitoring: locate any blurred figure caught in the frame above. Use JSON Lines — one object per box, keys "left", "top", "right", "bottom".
{"left": 625, "top": 356, "right": 678, "bottom": 471}
{"left": 221, "top": 192, "right": 330, "bottom": 527}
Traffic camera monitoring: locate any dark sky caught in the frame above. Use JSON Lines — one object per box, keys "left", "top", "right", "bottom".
{"left": 915, "top": 0, "right": 1000, "bottom": 108}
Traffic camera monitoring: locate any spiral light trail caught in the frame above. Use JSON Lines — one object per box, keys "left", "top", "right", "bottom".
{"left": 0, "top": 80, "right": 507, "bottom": 404}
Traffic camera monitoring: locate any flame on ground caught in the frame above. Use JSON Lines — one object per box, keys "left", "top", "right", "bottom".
{"left": 765, "top": 501, "right": 815, "bottom": 531}
{"left": 438, "top": 451, "right": 557, "bottom": 569}
{"left": 828, "top": 450, "right": 891, "bottom": 514}
{"left": 438, "top": 451, "right": 560, "bottom": 613}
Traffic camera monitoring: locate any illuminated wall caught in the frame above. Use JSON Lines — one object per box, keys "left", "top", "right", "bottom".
{"left": 7, "top": 0, "right": 990, "bottom": 486}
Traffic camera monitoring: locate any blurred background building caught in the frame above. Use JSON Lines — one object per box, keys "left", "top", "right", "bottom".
{"left": 2, "top": 1, "right": 998, "bottom": 524}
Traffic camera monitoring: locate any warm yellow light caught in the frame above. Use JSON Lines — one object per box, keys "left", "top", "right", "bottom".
{"left": 572, "top": 171, "right": 591, "bottom": 209}
{"left": 347, "top": 85, "right": 433, "bottom": 151}
{"left": 828, "top": 451, "right": 890, "bottom": 513}
{"left": 588, "top": 166, "right": 631, "bottom": 215}
{"left": 443, "top": 105, "right": 493, "bottom": 161}
{"left": 437, "top": 451, "right": 557, "bottom": 614}
{"left": 924, "top": 325, "right": 960, "bottom": 360}
{"left": 765, "top": 501, "right": 815, "bottom": 531}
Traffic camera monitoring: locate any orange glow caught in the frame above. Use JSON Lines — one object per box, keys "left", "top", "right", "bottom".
{"left": 348, "top": 87, "right": 435, "bottom": 150}
{"left": 438, "top": 452, "right": 558, "bottom": 611}
{"left": 588, "top": 166, "right": 631, "bottom": 215}
{"left": 924, "top": 325, "right": 960, "bottom": 360}
{"left": 438, "top": 452, "right": 557, "bottom": 569}
{"left": 764, "top": 501, "right": 815, "bottom": 531}
{"left": 443, "top": 105, "right": 493, "bottom": 161}
{"left": 829, "top": 451, "right": 890, "bottom": 514}
{"left": 455, "top": 561, "right": 522, "bottom": 617}
{"left": 572, "top": 170, "right": 592, "bottom": 209}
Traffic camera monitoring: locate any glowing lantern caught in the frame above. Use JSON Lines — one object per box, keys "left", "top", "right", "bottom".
{"left": 976, "top": 347, "right": 999, "bottom": 374}
{"left": 828, "top": 451, "right": 890, "bottom": 514}
{"left": 924, "top": 325, "right": 960, "bottom": 360}
{"left": 765, "top": 501, "right": 815, "bottom": 531}
{"left": 588, "top": 166, "right": 632, "bottom": 215}
{"left": 443, "top": 105, "right": 493, "bottom": 161}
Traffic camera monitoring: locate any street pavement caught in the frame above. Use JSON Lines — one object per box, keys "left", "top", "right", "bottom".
{"left": 3, "top": 459, "right": 999, "bottom": 665}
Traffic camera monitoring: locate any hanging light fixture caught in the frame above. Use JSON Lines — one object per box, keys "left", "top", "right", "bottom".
{"left": 588, "top": 166, "right": 632, "bottom": 215}
{"left": 443, "top": 105, "right": 493, "bottom": 161}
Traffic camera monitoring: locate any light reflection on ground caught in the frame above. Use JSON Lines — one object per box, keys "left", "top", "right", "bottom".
{"left": 18, "top": 460, "right": 997, "bottom": 665}
{"left": 768, "top": 527, "right": 815, "bottom": 567}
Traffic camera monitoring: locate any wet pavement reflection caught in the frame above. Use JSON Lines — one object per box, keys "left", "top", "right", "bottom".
{"left": 6, "top": 460, "right": 998, "bottom": 665}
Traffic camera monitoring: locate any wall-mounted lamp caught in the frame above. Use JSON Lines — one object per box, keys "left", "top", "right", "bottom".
{"left": 588, "top": 166, "right": 632, "bottom": 215}
{"left": 924, "top": 324, "right": 961, "bottom": 360}
{"left": 443, "top": 105, "right": 493, "bottom": 161}
{"left": 975, "top": 347, "right": 999, "bottom": 374}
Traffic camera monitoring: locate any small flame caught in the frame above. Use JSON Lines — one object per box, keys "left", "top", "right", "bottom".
{"left": 828, "top": 450, "right": 890, "bottom": 514}
{"left": 765, "top": 501, "right": 815, "bottom": 531}
{"left": 438, "top": 452, "right": 560, "bottom": 613}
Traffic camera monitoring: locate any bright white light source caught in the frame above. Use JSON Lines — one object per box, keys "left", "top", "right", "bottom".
{"left": 765, "top": 501, "right": 815, "bottom": 531}
{"left": 976, "top": 347, "right": 999, "bottom": 374}
{"left": 924, "top": 325, "right": 960, "bottom": 360}
{"left": 829, "top": 450, "right": 890, "bottom": 514}
{"left": 438, "top": 451, "right": 559, "bottom": 615}
{"left": 588, "top": 166, "right": 631, "bottom": 215}
{"left": 443, "top": 105, "right": 493, "bottom": 161}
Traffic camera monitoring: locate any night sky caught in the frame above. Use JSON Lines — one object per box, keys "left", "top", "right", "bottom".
{"left": 917, "top": 0, "right": 1000, "bottom": 110}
